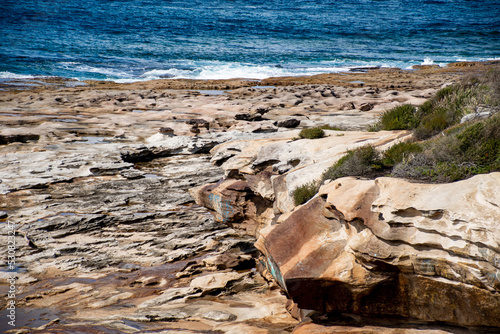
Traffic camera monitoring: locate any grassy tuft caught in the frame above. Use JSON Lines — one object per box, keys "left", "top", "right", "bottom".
{"left": 320, "top": 124, "right": 346, "bottom": 131}
{"left": 393, "top": 113, "right": 500, "bottom": 182}
{"left": 374, "top": 71, "right": 500, "bottom": 140}
{"left": 382, "top": 141, "right": 423, "bottom": 167}
{"left": 298, "top": 127, "right": 326, "bottom": 139}
{"left": 378, "top": 104, "right": 419, "bottom": 130}
{"left": 289, "top": 69, "right": 500, "bottom": 205}
{"left": 292, "top": 181, "right": 320, "bottom": 206}
{"left": 322, "top": 145, "right": 383, "bottom": 182}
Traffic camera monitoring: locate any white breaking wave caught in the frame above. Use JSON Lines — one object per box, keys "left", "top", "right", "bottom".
{"left": 0, "top": 72, "right": 38, "bottom": 79}
{"left": 58, "top": 62, "right": 134, "bottom": 81}
{"left": 46, "top": 57, "right": 500, "bottom": 83}
{"left": 421, "top": 57, "right": 435, "bottom": 65}
{"left": 139, "top": 62, "right": 367, "bottom": 81}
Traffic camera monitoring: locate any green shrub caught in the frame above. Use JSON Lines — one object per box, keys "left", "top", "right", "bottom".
{"left": 315, "top": 70, "right": 500, "bottom": 187}
{"left": 413, "top": 107, "right": 452, "bottom": 140}
{"left": 382, "top": 141, "right": 423, "bottom": 167}
{"left": 299, "top": 127, "right": 326, "bottom": 139}
{"left": 322, "top": 145, "right": 383, "bottom": 182}
{"left": 292, "top": 181, "right": 320, "bottom": 206}
{"left": 379, "top": 104, "right": 419, "bottom": 130}
{"left": 434, "top": 85, "right": 455, "bottom": 101}
{"left": 320, "top": 124, "right": 345, "bottom": 131}
{"left": 393, "top": 113, "right": 500, "bottom": 182}
{"left": 412, "top": 78, "right": 493, "bottom": 140}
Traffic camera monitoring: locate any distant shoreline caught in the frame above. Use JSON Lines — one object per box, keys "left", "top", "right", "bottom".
{"left": 1, "top": 60, "right": 499, "bottom": 92}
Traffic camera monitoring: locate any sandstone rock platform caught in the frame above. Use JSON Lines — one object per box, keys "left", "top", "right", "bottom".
{"left": 1, "top": 62, "right": 499, "bottom": 333}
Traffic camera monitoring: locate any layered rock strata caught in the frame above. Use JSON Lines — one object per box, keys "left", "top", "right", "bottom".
{"left": 256, "top": 174, "right": 500, "bottom": 328}
{"left": 2, "top": 63, "right": 499, "bottom": 333}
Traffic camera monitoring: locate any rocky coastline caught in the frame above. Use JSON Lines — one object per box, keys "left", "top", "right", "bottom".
{"left": 1, "top": 61, "right": 499, "bottom": 333}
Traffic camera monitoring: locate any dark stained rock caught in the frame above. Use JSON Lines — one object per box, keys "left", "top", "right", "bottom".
{"left": 235, "top": 113, "right": 263, "bottom": 122}
{"left": 359, "top": 102, "right": 374, "bottom": 111}
{"left": 274, "top": 119, "right": 301, "bottom": 128}
{"left": 186, "top": 118, "right": 210, "bottom": 129}
{"left": 159, "top": 127, "right": 175, "bottom": 135}
{"left": 0, "top": 134, "right": 40, "bottom": 145}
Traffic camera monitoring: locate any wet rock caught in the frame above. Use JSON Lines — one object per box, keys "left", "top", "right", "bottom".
{"left": 34, "top": 318, "right": 61, "bottom": 331}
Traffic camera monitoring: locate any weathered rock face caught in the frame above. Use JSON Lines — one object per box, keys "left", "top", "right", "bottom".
{"left": 189, "top": 179, "right": 274, "bottom": 236}
{"left": 255, "top": 174, "right": 500, "bottom": 328}
{"left": 191, "top": 129, "right": 411, "bottom": 230}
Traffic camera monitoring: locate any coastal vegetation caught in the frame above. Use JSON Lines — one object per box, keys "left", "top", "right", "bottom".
{"left": 293, "top": 181, "right": 320, "bottom": 206}
{"left": 322, "top": 145, "right": 383, "bottom": 182}
{"left": 376, "top": 104, "right": 419, "bottom": 131}
{"left": 293, "top": 69, "right": 500, "bottom": 203}
{"left": 298, "top": 127, "right": 326, "bottom": 139}
{"left": 375, "top": 69, "right": 500, "bottom": 138}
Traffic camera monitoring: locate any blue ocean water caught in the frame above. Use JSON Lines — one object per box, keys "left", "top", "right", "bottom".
{"left": 0, "top": 0, "right": 499, "bottom": 82}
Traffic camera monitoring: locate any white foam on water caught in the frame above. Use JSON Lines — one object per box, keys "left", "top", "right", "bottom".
{"left": 58, "top": 62, "right": 134, "bottom": 80}
{"left": 139, "top": 62, "right": 367, "bottom": 81}
{"left": 50, "top": 56, "right": 500, "bottom": 83}
{"left": 0, "top": 72, "right": 38, "bottom": 79}
{"left": 421, "top": 57, "right": 434, "bottom": 65}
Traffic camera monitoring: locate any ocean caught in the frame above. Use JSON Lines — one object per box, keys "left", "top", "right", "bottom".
{"left": 0, "top": 0, "right": 499, "bottom": 82}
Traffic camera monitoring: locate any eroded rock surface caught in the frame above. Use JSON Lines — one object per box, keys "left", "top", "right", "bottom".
{"left": 191, "top": 129, "right": 412, "bottom": 235}
{"left": 2, "top": 65, "right": 499, "bottom": 333}
{"left": 256, "top": 174, "right": 500, "bottom": 330}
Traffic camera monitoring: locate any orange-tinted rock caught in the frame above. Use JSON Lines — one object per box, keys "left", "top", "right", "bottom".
{"left": 256, "top": 174, "right": 500, "bottom": 328}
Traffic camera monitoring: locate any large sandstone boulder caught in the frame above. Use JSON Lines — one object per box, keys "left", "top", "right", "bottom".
{"left": 255, "top": 173, "right": 500, "bottom": 328}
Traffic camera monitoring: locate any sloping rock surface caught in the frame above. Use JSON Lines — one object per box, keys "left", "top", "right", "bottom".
{"left": 255, "top": 174, "right": 500, "bottom": 328}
